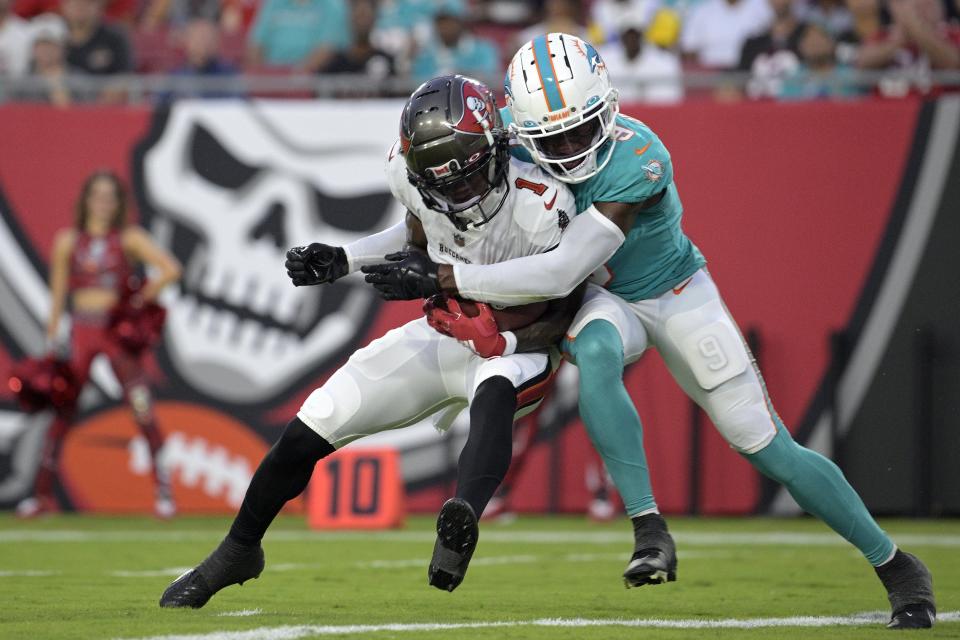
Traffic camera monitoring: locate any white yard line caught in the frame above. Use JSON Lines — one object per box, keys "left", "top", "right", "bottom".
{"left": 0, "top": 570, "right": 60, "bottom": 577}
{"left": 119, "top": 611, "right": 960, "bottom": 639}
{"left": 217, "top": 610, "right": 263, "bottom": 618}
{"left": 5, "top": 530, "right": 960, "bottom": 546}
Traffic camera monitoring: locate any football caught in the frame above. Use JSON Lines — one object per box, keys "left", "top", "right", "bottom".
{"left": 456, "top": 298, "right": 549, "bottom": 332}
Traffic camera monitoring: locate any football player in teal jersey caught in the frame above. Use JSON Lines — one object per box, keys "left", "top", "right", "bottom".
{"left": 363, "top": 34, "right": 935, "bottom": 629}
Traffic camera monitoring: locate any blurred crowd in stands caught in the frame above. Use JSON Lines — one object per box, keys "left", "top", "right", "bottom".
{"left": 0, "top": 0, "right": 958, "bottom": 105}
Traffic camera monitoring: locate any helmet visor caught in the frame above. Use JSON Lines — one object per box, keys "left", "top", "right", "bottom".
{"left": 533, "top": 117, "right": 603, "bottom": 163}
{"left": 420, "top": 152, "right": 498, "bottom": 214}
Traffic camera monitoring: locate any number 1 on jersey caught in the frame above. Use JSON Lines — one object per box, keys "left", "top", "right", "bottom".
{"left": 515, "top": 177, "right": 548, "bottom": 196}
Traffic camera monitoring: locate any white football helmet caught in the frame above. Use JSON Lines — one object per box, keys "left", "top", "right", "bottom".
{"left": 505, "top": 33, "right": 620, "bottom": 184}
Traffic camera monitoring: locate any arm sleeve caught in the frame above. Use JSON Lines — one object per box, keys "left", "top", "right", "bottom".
{"left": 452, "top": 206, "right": 625, "bottom": 306}
{"left": 342, "top": 221, "right": 408, "bottom": 272}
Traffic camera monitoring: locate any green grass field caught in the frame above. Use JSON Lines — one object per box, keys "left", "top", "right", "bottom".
{"left": 0, "top": 514, "right": 957, "bottom": 639}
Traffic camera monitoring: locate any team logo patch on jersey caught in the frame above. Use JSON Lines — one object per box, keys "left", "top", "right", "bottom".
{"left": 453, "top": 233, "right": 465, "bottom": 247}
{"left": 642, "top": 160, "right": 664, "bottom": 182}
{"left": 557, "top": 209, "right": 570, "bottom": 230}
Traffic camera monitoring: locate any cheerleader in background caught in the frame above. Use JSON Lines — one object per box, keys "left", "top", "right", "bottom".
{"left": 16, "top": 170, "right": 182, "bottom": 518}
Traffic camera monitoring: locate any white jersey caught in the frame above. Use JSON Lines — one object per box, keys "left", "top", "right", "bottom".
{"left": 297, "top": 142, "right": 572, "bottom": 448}
{"left": 385, "top": 141, "right": 575, "bottom": 269}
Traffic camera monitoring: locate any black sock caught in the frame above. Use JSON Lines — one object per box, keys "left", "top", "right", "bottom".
{"left": 455, "top": 376, "right": 518, "bottom": 517}
{"left": 228, "top": 417, "right": 334, "bottom": 546}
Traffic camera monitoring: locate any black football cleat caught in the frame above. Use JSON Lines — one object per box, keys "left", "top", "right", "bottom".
{"left": 159, "top": 536, "right": 265, "bottom": 608}
{"left": 428, "top": 498, "right": 479, "bottom": 592}
{"left": 876, "top": 550, "right": 936, "bottom": 629}
{"left": 623, "top": 513, "right": 677, "bottom": 588}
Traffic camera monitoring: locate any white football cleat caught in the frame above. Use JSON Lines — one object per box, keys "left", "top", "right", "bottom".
{"left": 15, "top": 496, "right": 56, "bottom": 518}
{"left": 155, "top": 496, "right": 177, "bottom": 519}
{"left": 587, "top": 498, "right": 616, "bottom": 522}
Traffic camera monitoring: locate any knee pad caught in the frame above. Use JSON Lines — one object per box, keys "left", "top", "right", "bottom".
{"left": 296, "top": 368, "right": 363, "bottom": 443}
{"left": 664, "top": 299, "right": 747, "bottom": 391}
{"left": 699, "top": 376, "right": 778, "bottom": 452}
{"left": 475, "top": 360, "right": 525, "bottom": 394}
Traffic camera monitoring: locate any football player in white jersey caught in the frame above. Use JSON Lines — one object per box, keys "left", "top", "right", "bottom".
{"left": 159, "top": 75, "right": 580, "bottom": 608}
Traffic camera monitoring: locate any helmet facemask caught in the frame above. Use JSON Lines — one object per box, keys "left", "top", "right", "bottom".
{"left": 512, "top": 87, "right": 620, "bottom": 184}
{"left": 410, "top": 133, "right": 510, "bottom": 231}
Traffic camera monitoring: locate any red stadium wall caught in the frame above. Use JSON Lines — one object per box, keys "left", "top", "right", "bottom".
{"left": 0, "top": 98, "right": 921, "bottom": 516}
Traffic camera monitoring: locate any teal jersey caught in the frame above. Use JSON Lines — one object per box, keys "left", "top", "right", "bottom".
{"left": 500, "top": 107, "right": 705, "bottom": 301}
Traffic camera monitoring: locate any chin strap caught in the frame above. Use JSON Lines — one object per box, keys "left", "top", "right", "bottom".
{"left": 472, "top": 109, "right": 496, "bottom": 147}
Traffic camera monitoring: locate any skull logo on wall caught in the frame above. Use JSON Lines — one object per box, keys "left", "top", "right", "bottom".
{"left": 134, "top": 101, "right": 405, "bottom": 405}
